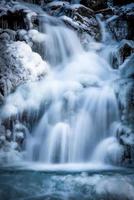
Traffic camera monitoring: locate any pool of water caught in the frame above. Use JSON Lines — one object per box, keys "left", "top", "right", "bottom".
{"left": 0, "top": 166, "right": 134, "bottom": 200}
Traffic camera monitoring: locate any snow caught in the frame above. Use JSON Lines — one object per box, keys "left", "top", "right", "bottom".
{"left": 28, "top": 29, "right": 46, "bottom": 43}
{"left": 7, "top": 41, "right": 49, "bottom": 80}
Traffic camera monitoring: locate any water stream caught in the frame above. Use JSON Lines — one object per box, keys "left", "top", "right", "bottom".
{"left": 24, "top": 12, "right": 120, "bottom": 166}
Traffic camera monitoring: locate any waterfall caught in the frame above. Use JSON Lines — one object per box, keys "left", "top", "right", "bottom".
{"left": 24, "top": 13, "right": 120, "bottom": 165}
{"left": 40, "top": 15, "right": 83, "bottom": 67}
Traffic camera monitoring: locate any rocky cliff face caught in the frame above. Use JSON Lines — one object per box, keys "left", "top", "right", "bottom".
{"left": 0, "top": 0, "right": 134, "bottom": 165}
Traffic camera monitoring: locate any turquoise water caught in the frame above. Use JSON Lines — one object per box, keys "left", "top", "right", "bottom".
{"left": 0, "top": 167, "right": 134, "bottom": 200}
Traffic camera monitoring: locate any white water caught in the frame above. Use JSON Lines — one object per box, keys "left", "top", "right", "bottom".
{"left": 24, "top": 13, "right": 120, "bottom": 165}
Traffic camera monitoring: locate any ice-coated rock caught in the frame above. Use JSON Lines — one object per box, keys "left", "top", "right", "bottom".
{"left": 44, "top": 2, "right": 101, "bottom": 40}
{"left": 15, "top": 132, "right": 24, "bottom": 143}
{"left": 120, "top": 133, "right": 134, "bottom": 146}
{"left": 113, "top": 122, "right": 134, "bottom": 146}
{"left": 120, "top": 54, "right": 134, "bottom": 78}
{"left": 110, "top": 39, "right": 134, "bottom": 68}
{"left": 0, "top": 135, "right": 6, "bottom": 148}
{"left": 92, "top": 137, "right": 124, "bottom": 165}
{"left": 117, "top": 79, "right": 134, "bottom": 130}
{"left": 12, "top": 121, "right": 30, "bottom": 145}
{"left": 0, "top": 39, "right": 49, "bottom": 103}
{"left": 108, "top": 3, "right": 134, "bottom": 41}
{"left": 6, "top": 129, "right": 12, "bottom": 141}
{"left": 0, "top": 124, "right": 6, "bottom": 136}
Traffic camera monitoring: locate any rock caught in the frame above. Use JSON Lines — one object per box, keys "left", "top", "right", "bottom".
{"left": 44, "top": 2, "right": 101, "bottom": 40}
{"left": 111, "top": 40, "right": 134, "bottom": 68}
{"left": 6, "top": 129, "right": 12, "bottom": 141}
{"left": 92, "top": 137, "right": 124, "bottom": 165}
{"left": 15, "top": 132, "right": 24, "bottom": 144}
{"left": 0, "top": 39, "right": 49, "bottom": 103}
{"left": 118, "top": 40, "right": 134, "bottom": 64}
{"left": 108, "top": 3, "right": 134, "bottom": 41}
{"left": 113, "top": 0, "right": 133, "bottom": 6}
{"left": 17, "top": 0, "right": 44, "bottom": 5}
{"left": 120, "top": 54, "right": 134, "bottom": 78}
{"left": 13, "top": 121, "right": 29, "bottom": 144}
{"left": 14, "top": 121, "right": 28, "bottom": 132}
{"left": 114, "top": 122, "right": 134, "bottom": 145}
{"left": 9, "top": 141, "right": 18, "bottom": 151}
{"left": 100, "top": 40, "right": 134, "bottom": 69}
{"left": 0, "top": 124, "right": 6, "bottom": 136}
{"left": 0, "top": 1, "right": 38, "bottom": 30}
{"left": 120, "top": 133, "right": 134, "bottom": 146}
{"left": 0, "top": 135, "right": 6, "bottom": 148}
{"left": 80, "top": 0, "right": 107, "bottom": 11}
{"left": 118, "top": 80, "right": 134, "bottom": 129}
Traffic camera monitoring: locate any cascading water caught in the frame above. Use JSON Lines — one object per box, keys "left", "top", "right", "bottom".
{"left": 25, "top": 13, "right": 120, "bottom": 165}
{"left": 40, "top": 15, "right": 82, "bottom": 67}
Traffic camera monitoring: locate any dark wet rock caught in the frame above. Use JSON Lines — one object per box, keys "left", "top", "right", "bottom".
{"left": 118, "top": 40, "right": 134, "bottom": 65}
{"left": 113, "top": 0, "right": 133, "bottom": 6}
{"left": 80, "top": 0, "right": 107, "bottom": 11}
{"left": 110, "top": 40, "right": 134, "bottom": 68}
{"left": 16, "top": 0, "right": 44, "bottom": 5}
{"left": 0, "top": 1, "right": 38, "bottom": 30}
{"left": 109, "top": 18, "right": 129, "bottom": 41}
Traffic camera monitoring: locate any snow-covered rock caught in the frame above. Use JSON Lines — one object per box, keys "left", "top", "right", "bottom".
{"left": 92, "top": 137, "right": 124, "bottom": 165}
{"left": 0, "top": 121, "right": 29, "bottom": 164}
{"left": 28, "top": 29, "right": 46, "bottom": 43}
{"left": 44, "top": 2, "right": 101, "bottom": 40}
{"left": 0, "top": 40, "right": 49, "bottom": 103}
{"left": 108, "top": 3, "right": 134, "bottom": 41}
{"left": 117, "top": 79, "right": 134, "bottom": 129}
{"left": 13, "top": 121, "right": 29, "bottom": 144}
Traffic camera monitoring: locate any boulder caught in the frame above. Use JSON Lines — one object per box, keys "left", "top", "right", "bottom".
{"left": 110, "top": 40, "right": 134, "bottom": 68}
{"left": 44, "top": 2, "right": 101, "bottom": 40}
{"left": 108, "top": 4, "right": 134, "bottom": 41}
{"left": 0, "top": 38, "right": 48, "bottom": 104}
{"left": 0, "top": 1, "right": 38, "bottom": 30}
